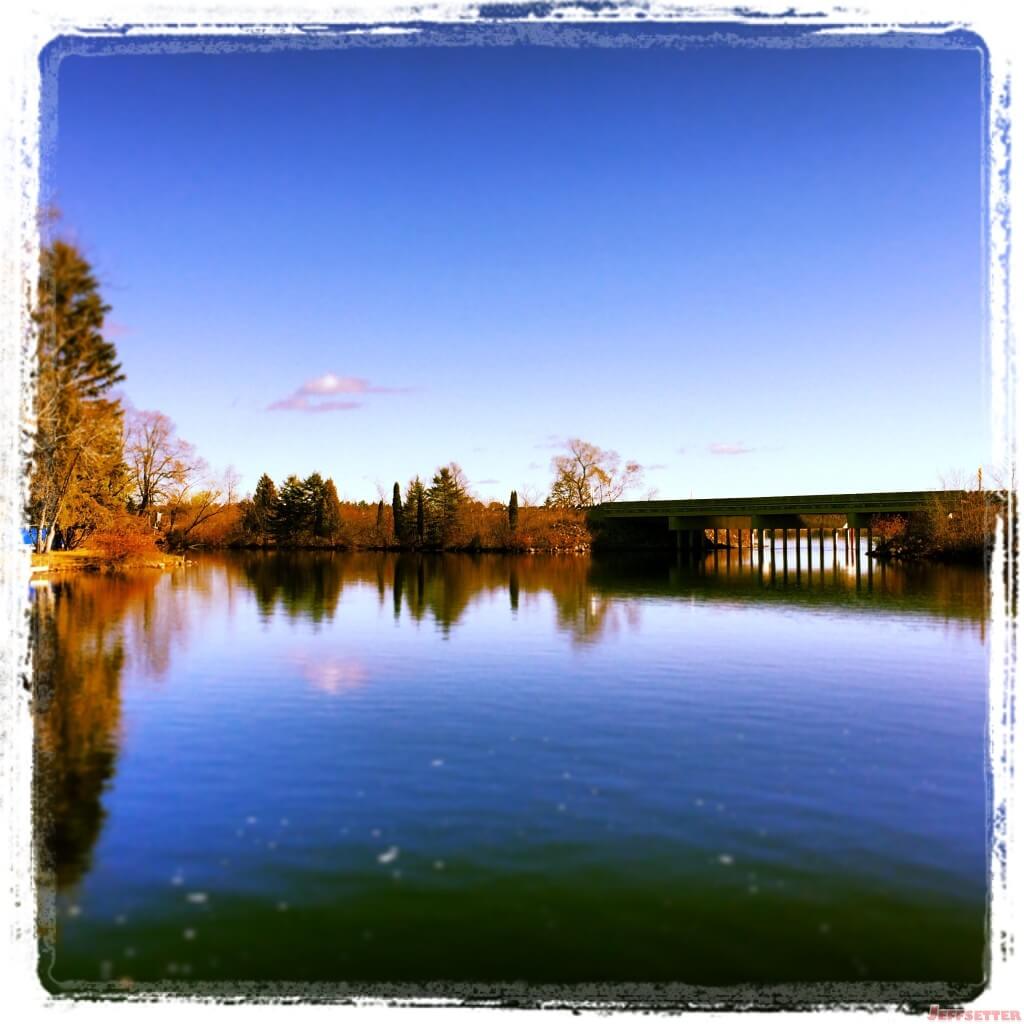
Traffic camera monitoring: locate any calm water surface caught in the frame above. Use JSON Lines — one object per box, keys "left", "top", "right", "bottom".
{"left": 33, "top": 548, "right": 990, "bottom": 998}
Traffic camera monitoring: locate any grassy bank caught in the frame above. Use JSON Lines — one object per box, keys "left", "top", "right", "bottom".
{"left": 30, "top": 549, "right": 186, "bottom": 575}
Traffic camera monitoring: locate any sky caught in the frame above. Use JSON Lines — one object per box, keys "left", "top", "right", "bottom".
{"left": 49, "top": 32, "right": 988, "bottom": 503}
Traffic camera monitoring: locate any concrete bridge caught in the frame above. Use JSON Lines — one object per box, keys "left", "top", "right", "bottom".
{"left": 589, "top": 489, "right": 977, "bottom": 581}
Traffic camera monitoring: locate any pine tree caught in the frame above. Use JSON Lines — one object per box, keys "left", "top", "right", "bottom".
{"left": 305, "top": 472, "right": 328, "bottom": 539}
{"left": 405, "top": 477, "right": 426, "bottom": 547}
{"left": 243, "top": 473, "right": 278, "bottom": 541}
{"left": 30, "top": 240, "right": 126, "bottom": 551}
{"left": 391, "top": 482, "right": 403, "bottom": 541}
{"left": 508, "top": 489, "right": 519, "bottom": 530}
{"left": 302, "top": 473, "right": 343, "bottom": 542}
{"left": 376, "top": 499, "right": 384, "bottom": 529}
{"left": 426, "top": 464, "right": 466, "bottom": 547}
{"left": 322, "top": 478, "right": 343, "bottom": 542}
{"left": 273, "top": 475, "right": 309, "bottom": 544}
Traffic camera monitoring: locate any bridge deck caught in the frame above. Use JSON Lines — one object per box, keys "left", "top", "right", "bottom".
{"left": 593, "top": 490, "right": 963, "bottom": 520}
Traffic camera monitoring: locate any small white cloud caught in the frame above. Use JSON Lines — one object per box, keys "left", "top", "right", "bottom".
{"left": 299, "top": 373, "right": 373, "bottom": 396}
{"left": 268, "top": 371, "right": 410, "bottom": 412}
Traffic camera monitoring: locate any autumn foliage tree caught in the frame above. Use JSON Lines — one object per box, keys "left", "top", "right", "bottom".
{"left": 124, "top": 409, "right": 198, "bottom": 515}
{"left": 546, "top": 438, "right": 643, "bottom": 509}
{"left": 163, "top": 466, "right": 238, "bottom": 548}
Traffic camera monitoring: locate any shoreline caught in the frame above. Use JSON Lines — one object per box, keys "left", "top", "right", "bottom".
{"left": 26, "top": 543, "right": 990, "bottom": 576}
{"left": 29, "top": 551, "right": 187, "bottom": 576}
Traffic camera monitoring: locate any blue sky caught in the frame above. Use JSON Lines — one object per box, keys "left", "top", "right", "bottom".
{"left": 49, "top": 33, "right": 987, "bottom": 502}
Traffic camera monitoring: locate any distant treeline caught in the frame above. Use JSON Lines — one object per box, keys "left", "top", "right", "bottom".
{"left": 188, "top": 465, "right": 589, "bottom": 553}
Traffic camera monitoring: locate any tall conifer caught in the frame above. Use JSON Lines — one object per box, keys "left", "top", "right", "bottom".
{"left": 392, "top": 482, "right": 403, "bottom": 541}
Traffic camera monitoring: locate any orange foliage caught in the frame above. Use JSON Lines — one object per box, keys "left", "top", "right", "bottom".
{"left": 90, "top": 514, "right": 161, "bottom": 561}
{"left": 332, "top": 499, "right": 588, "bottom": 551}
{"left": 183, "top": 502, "right": 244, "bottom": 546}
{"left": 212, "top": 497, "right": 589, "bottom": 552}
{"left": 873, "top": 515, "right": 908, "bottom": 542}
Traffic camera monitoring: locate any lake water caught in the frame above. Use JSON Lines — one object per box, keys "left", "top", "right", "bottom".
{"left": 32, "top": 547, "right": 991, "bottom": 1003}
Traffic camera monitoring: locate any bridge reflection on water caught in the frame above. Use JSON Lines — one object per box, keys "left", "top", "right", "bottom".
{"left": 679, "top": 527, "right": 884, "bottom": 588}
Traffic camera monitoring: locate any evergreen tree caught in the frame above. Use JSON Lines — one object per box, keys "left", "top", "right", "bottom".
{"left": 376, "top": 499, "right": 384, "bottom": 530}
{"left": 322, "top": 478, "right": 343, "bottom": 541}
{"left": 273, "top": 475, "right": 309, "bottom": 544}
{"left": 243, "top": 473, "right": 278, "bottom": 541}
{"left": 305, "top": 472, "right": 328, "bottom": 539}
{"left": 508, "top": 489, "right": 519, "bottom": 530}
{"left": 405, "top": 477, "right": 426, "bottom": 546}
{"left": 426, "top": 464, "right": 466, "bottom": 547}
{"left": 391, "top": 482, "right": 403, "bottom": 540}
{"left": 301, "top": 473, "right": 343, "bottom": 542}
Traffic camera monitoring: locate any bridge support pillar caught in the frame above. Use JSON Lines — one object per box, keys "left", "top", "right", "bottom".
{"left": 758, "top": 529, "right": 764, "bottom": 566}
{"left": 867, "top": 524, "right": 874, "bottom": 585}
{"left": 854, "top": 527, "right": 862, "bottom": 583}
{"left": 782, "top": 528, "right": 788, "bottom": 578}
{"left": 795, "top": 527, "right": 801, "bottom": 580}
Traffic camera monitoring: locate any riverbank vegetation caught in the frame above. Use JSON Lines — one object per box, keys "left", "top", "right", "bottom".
{"left": 197, "top": 468, "right": 589, "bottom": 553}
{"left": 871, "top": 483, "right": 1006, "bottom": 564}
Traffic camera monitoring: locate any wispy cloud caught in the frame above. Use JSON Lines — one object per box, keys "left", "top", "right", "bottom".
{"left": 269, "top": 372, "right": 409, "bottom": 413}
{"left": 676, "top": 447, "right": 688, "bottom": 456}
{"left": 533, "top": 434, "right": 564, "bottom": 450}
{"left": 647, "top": 463, "right": 668, "bottom": 471}
{"left": 475, "top": 478, "right": 499, "bottom": 485}
{"left": 708, "top": 441, "right": 756, "bottom": 456}
{"left": 268, "top": 395, "right": 363, "bottom": 413}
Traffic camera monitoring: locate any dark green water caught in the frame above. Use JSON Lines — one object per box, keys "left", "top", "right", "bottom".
{"left": 32, "top": 548, "right": 991, "bottom": 1003}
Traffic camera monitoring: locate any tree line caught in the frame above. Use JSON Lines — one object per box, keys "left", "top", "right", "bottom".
{"left": 234, "top": 465, "right": 540, "bottom": 551}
